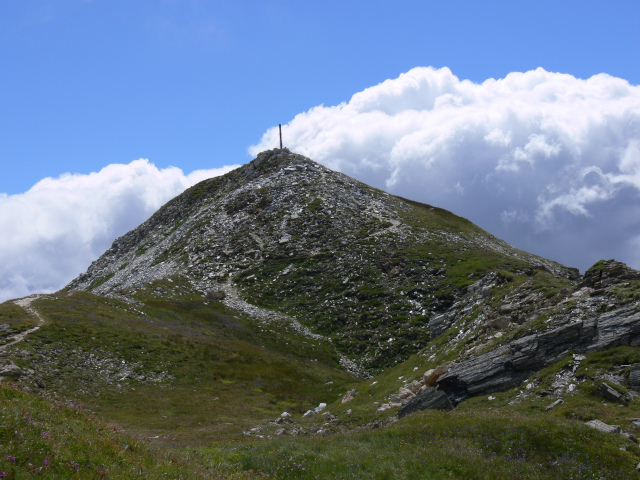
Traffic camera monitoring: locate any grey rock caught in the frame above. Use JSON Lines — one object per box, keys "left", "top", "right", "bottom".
{"left": 324, "top": 413, "right": 338, "bottom": 422}
{"left": 341, "top": 388, "right": 357, "bottom": 403}
{"left": 429, "top": 313, "right": 451, "bottom": 338}
{"left": 398, "top": 387, "right": 454, "bottom": 418}
{"left": 599, "top": 382, "right": 628, "bottom": 405}
{"left": 0, "top": 361, "right": 21, "bottom": 380}
{"left": 206, "top": 290, "right": 226, "bottom": 301}
{"left": 585, "top": 419, "right": 621, "bottom": 434}
{"left": 578, "top": 260, "right": 640, "bottom": 290}
{"left": 629, "top": 365, "right": 640, "bottom": 391}
{"left": 272, "top": 417, "right": 292, "bottom": 425}
{"left": 621, "top": 431, "right": 637, "bottom": 443}
{"left": 275, "top": 428, "right": 286, "bottom": 436}
{"left": 545, "top": 399, "right": 564, "bottom": 411}
{"left": 437, "top": 305, "right": 640, "bottom": 405}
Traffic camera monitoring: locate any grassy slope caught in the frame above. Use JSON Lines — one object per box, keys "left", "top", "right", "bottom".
{"left": 196, "top": 346, "right": 640, "bottom": 479}
{"left": 2, "top": 285, "right": 354, "bottom": 447}
{"left": 0, "top": 384, "right": 247, "bottom": 479}
{"left": 5, "top": 345, "right": 639, "bottom": 479}
{"left": 4, "top": 290, "right": 640, "bottom": 477}
{"left": 202, "top": 410, "right": 637, "bottom": 479}
{"left": 0, "top": 303, "right": 39, "bottom": 346}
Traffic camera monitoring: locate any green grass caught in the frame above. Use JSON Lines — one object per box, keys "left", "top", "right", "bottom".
{"left": 0, "top": 383, "right": 248, "bottom": 479}
{"left": 530, "top": 270, "right": 574, "bottom": 299}
{"left": 0, "top": 301, "right": 39, "bottom": 344}
{"left": 191, "top": 345, "right": 640, "bottom": 479}
{"left": 612, "top": 280, "right": 640, "bottom": 305}
{"left": 197, "top": 408, "right": 639, "bottom": 479}
{"left": 6, "top": 286, "right": 640, "bottom": 478}
{"left": 88, "top": 273, "right": 115, "bottom": 291}
{"left": 6, "top": 289, "right": 354, "bottom": 446}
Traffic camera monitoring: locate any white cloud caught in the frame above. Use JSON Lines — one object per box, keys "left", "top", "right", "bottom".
{"left": 251, "top": 66, "right": 640, "bottom": 271}
{"left": 0, "top": 160, "right": 238, "bottom": 302}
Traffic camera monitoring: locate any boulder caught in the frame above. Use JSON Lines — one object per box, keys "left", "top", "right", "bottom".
{"left": 341, "top": 389, "right": 358, "bottom": 403}
{"left": 544, "top": 399, "right": 564, "bottom": 411}
{"left": 398, "top": 387, "right": 454, "bottom": 418}
{"left": 0, "top": 361, "right": 21, "bottom": 380}
{"left": 406, "top": 380, "right": 422, "bottom": 394}
{"left": 273, "top": 417, "right": 292, "bottom": 425}
{"left": 206, "top": 290, "right": 226, "bottom": 301}
{"left": 423, "top": 365, "right": 449, "bottom": 387}
{"left": 585, "top": 419, "right": 621, "bottom": 434}
{"left": 324, "top": 413, "right": 338, "bottom": 422}
{"left": 489, "top": 316, "right": 510, "bottom": 330}
{"left": 394, "top": 387, "right": 416, "bottom": 405}
{"left": 599, "top": 382, "right": 628, "bottom": 405}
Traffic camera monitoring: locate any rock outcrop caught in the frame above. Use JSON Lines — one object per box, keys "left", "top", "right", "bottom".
{"left": 0, "top": 360, "right": 21, "bottom": 380}
{"left": 438, "top": 304, "right": 640, "bottom": 405}
{"left": 398, "top": 387, "right": 454, "bottom": 418}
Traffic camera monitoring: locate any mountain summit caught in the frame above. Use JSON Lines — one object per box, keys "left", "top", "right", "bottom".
{"left": 68, "top": 149, "right": 578, "bottom": 371}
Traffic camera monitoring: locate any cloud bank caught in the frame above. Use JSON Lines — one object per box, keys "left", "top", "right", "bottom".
{"left": 251, "top": 67, "right": 640, "bottom": 272}
{"left": 0, "top": 160, "right": 237, "bottom": 302}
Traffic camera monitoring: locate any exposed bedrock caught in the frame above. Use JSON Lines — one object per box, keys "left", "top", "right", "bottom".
{"left": 437, "top": 306, "right": 640, "bottom": 405}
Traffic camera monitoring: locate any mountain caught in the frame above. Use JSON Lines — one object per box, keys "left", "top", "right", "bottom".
{"left": 3, "top": 148, "right": 640, "bottom": 478}
{"left": 67, "top": 148, "right": 577, "bottom": 371}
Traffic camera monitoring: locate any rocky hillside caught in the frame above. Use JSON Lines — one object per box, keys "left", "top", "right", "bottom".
{"left": 67, "top": 149, "right": 577, "bottom": 371}
{"left": 4, "top": 150, "right": 640, "bottom": 478}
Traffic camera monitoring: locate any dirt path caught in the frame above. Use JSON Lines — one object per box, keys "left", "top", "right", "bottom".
{"left": 0, "top": 295, "right": 45, "bottom": 353}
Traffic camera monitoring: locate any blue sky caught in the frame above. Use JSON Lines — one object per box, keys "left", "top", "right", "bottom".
{"left": 2, "top": 0, "right": 638, "bottom": 194}
{"left": 1, "top": 1, "right": 640, "bottom": 301}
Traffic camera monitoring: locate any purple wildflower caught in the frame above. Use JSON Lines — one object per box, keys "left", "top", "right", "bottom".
{"left": 43, "top": 458, "right": 50, "bottom": 466}
{"left": 7, "top": 456, "right": 16, "bottom": 462}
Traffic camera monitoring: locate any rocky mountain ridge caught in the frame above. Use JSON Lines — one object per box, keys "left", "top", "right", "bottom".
{"left": 64, "top": 150, "right": 640, "bottom": 413}
{"left": 67, "top": 149, "right": 577, "bottom": 372}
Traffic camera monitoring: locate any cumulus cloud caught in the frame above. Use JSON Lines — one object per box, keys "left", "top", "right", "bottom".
{"left": 251, "top": 67, "right": 640, "bottom": 271}
{"left": 0, "top": 160, "right": 238, "bottom": 302}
